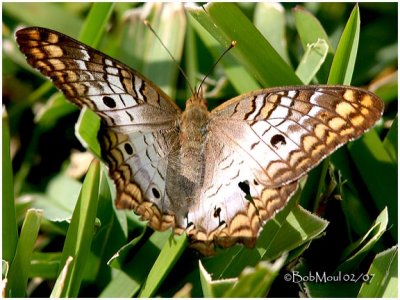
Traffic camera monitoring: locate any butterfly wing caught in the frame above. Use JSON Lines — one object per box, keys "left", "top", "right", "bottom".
{"left": 16, "top": 27, "right": 182, "bottom": 231}
{"left": 210, "top": 86, "right": 383, "bottom": 187}
{"left": 100, "top": 127, "right": 179, "bottom": 231}
{"left": 16, "top": 27, "right": 181, "bottom": 132}
{"left": 186, "top": 86, "right": 383, "bottom": 253}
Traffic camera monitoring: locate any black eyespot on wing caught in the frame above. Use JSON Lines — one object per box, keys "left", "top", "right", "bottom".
{"left": 151, "top": 187, "right": 161, "bottom": 199}
{"left": 124, "top": 143, "right": 133, "bottom": 155}
{"left": 186, "top": 221, "right": 194, "bottom": 229}
{"left": 271, "top": 134, "right": 286, "bottom": 149}
{"left": 213, "top": 207, "right": 221, "bottom": 218}
{"left": 238, "top": 180, "right": 250, "bottom": 195}
{"left": 213, "top": 207, "right": 226, "bottom": 227}
{"left": 103, "top": 96, "right": 116, "bottom": 108}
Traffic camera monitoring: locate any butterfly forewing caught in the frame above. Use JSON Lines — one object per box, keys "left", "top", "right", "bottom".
{"left": 209, "top": 86, "right": 384, "bottom": 188}
{"left": 16, "top": 27, "right": 384, "bottom": 256}
{"left": 16, "top": 27, "right": 181, "bottom": 132}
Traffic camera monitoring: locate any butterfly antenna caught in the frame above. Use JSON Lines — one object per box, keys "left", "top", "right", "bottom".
{"left": 143, "top": 19, "right": 196, "bottom": 97}
{"left": 197, "top": 40, "right": 236, "bottom": 97}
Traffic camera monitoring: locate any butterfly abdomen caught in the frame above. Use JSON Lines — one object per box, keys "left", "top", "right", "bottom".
{"left": 178, "top": 97, "right": 210, "bottom": 183}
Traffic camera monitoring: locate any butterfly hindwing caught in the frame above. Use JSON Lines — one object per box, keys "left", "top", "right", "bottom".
{"left": 99, "top": 126, "right": 179, "bottom": 231}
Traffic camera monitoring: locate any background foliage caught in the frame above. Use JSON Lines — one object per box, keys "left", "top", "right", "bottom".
{"left": 2, "top": 2, "right": 397, "bottom": 297}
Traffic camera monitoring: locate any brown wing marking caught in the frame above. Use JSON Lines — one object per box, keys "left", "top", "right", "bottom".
{"left": 99, "top": 128, "right": 175, "bottom": 231}
{"left": 185, "top": 181, "right": 299, "bottom": 256}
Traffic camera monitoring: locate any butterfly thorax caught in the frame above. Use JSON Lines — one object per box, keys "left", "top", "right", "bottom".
{"left": 178, "top": 95, "right": 210, "bottom": 184}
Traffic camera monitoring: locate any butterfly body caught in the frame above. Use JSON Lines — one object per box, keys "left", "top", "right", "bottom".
{"left": 16, "top": 27, "right": 384, "bottom": 255}
{"left": 179, "top": 96, "right": 209, "bottom": 189}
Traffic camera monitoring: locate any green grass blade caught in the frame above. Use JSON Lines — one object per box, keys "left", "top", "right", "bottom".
{"left": 340, "top": 184, "right": 374, "bottom": 236}
{"left": 3, "top": 2, "right": 83, "bottom": 36}
{"left": 34, "top": 94, "right": 76, "bottom": 128}
{"left": 298, "top": 208, "right": 389, "bottom": 297}
{"left": 254, "top": 3, "right": 290, "bottom": 64}
{"left": 138, "top": 234, "right": 188, "bottom": 297}
{"left": 199, "top": 260, "right": 236, "bottom": 297}
{"left": 33, "top": 174, "right": 82, "bottom": 222}
{"left": 293, "top": 6, "right": 334, "bottom": 52}
{"left": 358, "top": 245, "right": 398, "bottom": 297}
{"left": 2, "top": 109, "right": 18, "bottom": 263}
{"left": 100, "top": 230, "right": 172, "bottom": 298}
{"left": 383, "top": 115, "right": 397, "bottom": 162}
{"left": 347, "top": 132, "right": 397, "bottom": 238}
{"left": 222, "top": 255, "right": 286, "bottom": 297}
{"left": 107, "top": 224, "right": 146, "bottom": 270}
{"left": 50, "top": 256, "right": 74, "bottom": 297}
{"left": 76, "top": 107, "right": 101, "bottom": 158}
{"left": 184, "top": 18, "right": 199, "bottom": 95}
{"left": 200, "top": 254, "right": 287, "bottom": 297}
{"left": 188, "top": 10, "right": 260, "bottom": 95}
{"left": 371, "top": 72, "right": 398, "bottom": 105}
{"left": 78, "top": 3, "right": 114, "bottom": 46}
{"left": 30, "top": 252, "right": 61, "bottom": 279}
{"left": 295, "top": 38, "right": 329, "bottom": 84}
{"left": 317, "top": 4, "right": 363, "bottom": 240}
{"left": 86, "top": 167, "right": 130, "bottom": 283}
{"left": 6, "top": 209, "right": 43, "bottom": 297}
{"left": 327, "top": 4, "right": 360, "bottom": 84}
{"left": 99, "top": 268, "right": 138, "bottom": 298}
{"left": 338, "top": 208, "right": 388, "bottom": 272}
{"left": 293, "top": 5, "right": 334, "bottom": 82}
{"left": 141, "top": 3, "right": 186, "bottom": 98}
{"left": 57, "top": 160, "right": 100, "bottom": 297}
{"left": 192, "top": 2, "right": 302, "bottom": 86}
